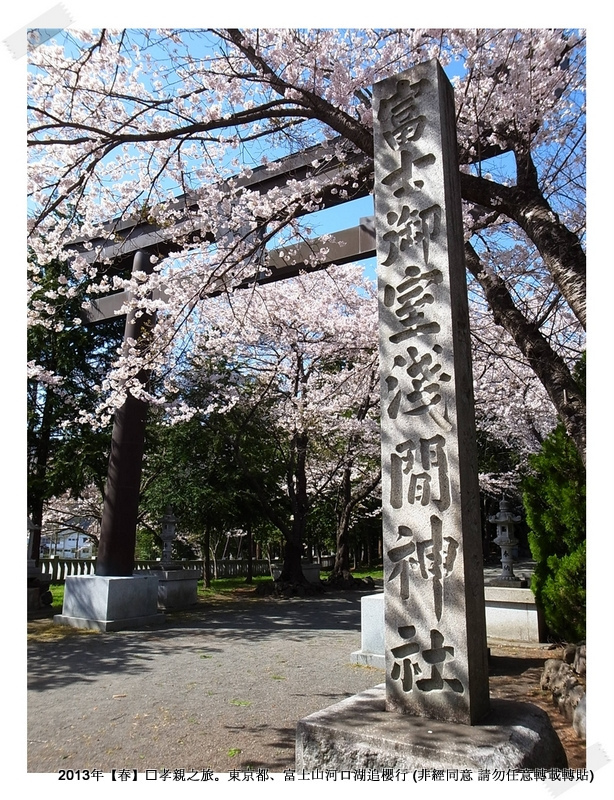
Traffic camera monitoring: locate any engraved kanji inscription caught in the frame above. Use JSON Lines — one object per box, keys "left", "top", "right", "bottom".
{"left": 379, "top": 78, "right": 430, "bottom": 151}
{"left": 387, "top": 516, "right": 458, "bottom": 619}
{"left": 381, "top": 151, "right": 437, "bottom": 198}
{"left": 415, "top": 629, "right": 464, "bottom": 693}
{"left": 389, "top": 435, "right": 450, "bottom": 511}
{"left": 390, "top": 625, "right": 420, "bottom": 691}
{"left": 382, "top": 204, "right": 441, "bottom": 266}
{"left": 390, "top": 626, "right": 464, "bottom": 694}
{"left": 384, "top": 345, "right": 451, "bottom": 418}
{"left": 383, "top": 263, "right": 444, "bottom": 341}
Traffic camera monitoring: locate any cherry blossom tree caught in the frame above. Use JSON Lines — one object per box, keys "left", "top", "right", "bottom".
{"left": 27, "top": 254, "right": 124, "bottom": 558}
{"left": 182, "top": 264, "right": 380, "bottom": 585}
{"left": 140, "top": 397, "right": 288, "bottom": 584}
{"left": 40, "top": 485, "right": 104, "bottom": 548}
{"left": 27, "top": 28, "right": 586, "bottom": 463}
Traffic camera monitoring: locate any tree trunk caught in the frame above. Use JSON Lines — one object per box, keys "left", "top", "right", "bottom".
{"left": 29, "top": 499, "right": 44, "bottom": 567}
{"left": 277, "top": 431, "right": 310, "bottom": 585}
{"left": 460, "top": 170, "right": 586, "bottom": 330}
{"left": 465, "top": 243, "right": 586, "bottom": 464}
{"left": 331, "top": 467, "right": 353, "bottom": 581}
{"left": 28, "top": 374, "right": 56, "bottom": 564}
{"left": 278, "top": 536, "right": 306, "bottom": 584}
{"left": 245, "top": 521, "right": 253, "bottom": 584}
{"left": 329, "top": 468, "right": 382, "bottom": 585}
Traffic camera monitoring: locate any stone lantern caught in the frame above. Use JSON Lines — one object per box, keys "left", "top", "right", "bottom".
{"left": 160, "top": 506, "right": 177, "bottom": 565}
{"left": 27, "top": 517, "right": 52, "bottom": 612}
{"left": 488, "top": 498, "right": 526, "bottom": 587}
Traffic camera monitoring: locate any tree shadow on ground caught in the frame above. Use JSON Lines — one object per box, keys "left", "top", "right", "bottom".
{"left": 27, "top": 592, "right": 367, "bottom": 692}
{"left": 489, "top": 654, "right": 546, "bottom": 678}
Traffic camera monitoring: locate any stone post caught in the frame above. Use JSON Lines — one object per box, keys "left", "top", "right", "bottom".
{"left": 297, "top": 63, "right": 566, "bottom": 769}
{"left": 373, "top": 59, "right": 490, "bottom": 724}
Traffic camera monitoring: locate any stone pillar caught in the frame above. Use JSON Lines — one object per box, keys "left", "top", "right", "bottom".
{"left": 373, "top": 59, "right": 490, "bottom": 724}
{"left": 297, "top": 63, "right": 565, "bottom": 770}
{"left": 160, "top": 506, "right": 177, "bottom": 566}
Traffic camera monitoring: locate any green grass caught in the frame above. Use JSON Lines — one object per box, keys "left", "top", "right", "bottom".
{"left": 197, "top": 567, "right": 384, "bottom": 597}
{"left": 198, "top": 575, "right": 273, "bottom": 596}
{"left": 319, "top": 567, "right": 384, "bottom": 581}
{"left": 48, "top": 566, "right": 383, "bottom": 608}
{"left": 352, "top": 567, "right": 383, "bottom": 580}
{"left": 49, "top": 584, "right": 65, "bottom": 607}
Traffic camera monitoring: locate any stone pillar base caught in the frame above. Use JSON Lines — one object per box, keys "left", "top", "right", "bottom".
{"left": 54, "top": 574, "right": 165, "bottom": 632}
{"left": 142, "top": 568, "right": 200, "bottom": 610}
{"left": 296, "top": 685, "right": 567, "bottom": 770}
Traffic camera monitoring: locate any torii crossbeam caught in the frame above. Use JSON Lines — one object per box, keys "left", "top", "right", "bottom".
{"left": 78, "top": 139, "right": 376, "bottom": 576}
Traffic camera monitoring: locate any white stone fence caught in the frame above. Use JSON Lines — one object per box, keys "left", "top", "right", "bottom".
{"left": 207, "top": 559, "right": 273, "bottom": 579}
{"left": 38, "top": 557, "right": 275, "bottom": 583}
{"left": 39, "top": 557, "right": 97, "bottom": 582}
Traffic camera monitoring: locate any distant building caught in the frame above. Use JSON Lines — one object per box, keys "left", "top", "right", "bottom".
{"left": 40, "top": 525, "right": 96, "bottom": 559}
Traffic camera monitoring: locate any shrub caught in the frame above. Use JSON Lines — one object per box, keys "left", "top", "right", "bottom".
{"left": 522, "top": 423, "right": 586, "bottom": 642}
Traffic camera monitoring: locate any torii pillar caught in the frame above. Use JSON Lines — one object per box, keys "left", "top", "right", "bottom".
{"left": 55, "top": 251, "right": 164, "bottom": 630}
{"left": 96, "top": 250, "right": 153, "bottom": 577}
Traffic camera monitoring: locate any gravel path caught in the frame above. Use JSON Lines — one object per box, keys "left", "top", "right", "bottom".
{"left": 27, "top": 587, "right": 584, "bottom": 775}
{"left": 28, "top": 590, "right": 384, "bottom": 774}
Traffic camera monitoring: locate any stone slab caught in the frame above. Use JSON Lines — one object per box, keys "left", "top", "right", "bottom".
{"left": 54, "top": 574, "right": 165, "bottom": 631}
{"left": 484, "top": 586, "right": 535, "bottom": 603}
{"left": 146, "top": 568, "right": 199, "bottom": 610}
{"left": 272, "top": 563, "right": 321, "bottom": 583}
{"left": 359, "top": 593, "right": 385, "bottom": 653}
{"left": 351, "top": 592, "right": 385, "bottom": 668}
{"left": 351, "top": 590, "right": 544, "bottom": 665}
{"left": 296, "top": 685, "right": 567, "bottom": 771}
{"left": 484, "top": 586, "right": 544, "bottom": 642}
{"left": 350, "top": 650, "right": 385, "bottom": 669}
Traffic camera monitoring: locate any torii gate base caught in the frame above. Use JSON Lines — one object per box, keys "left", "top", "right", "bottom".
{"left": 54, "top": 574, "right": 165, "bottom": 632}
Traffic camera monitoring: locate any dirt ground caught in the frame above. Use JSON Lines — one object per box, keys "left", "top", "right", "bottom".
{"left": 27, "top": 590, "right": 585, "bottom": 773}
{"left": 488, "top": 642, "right": 585, "bottom": 768}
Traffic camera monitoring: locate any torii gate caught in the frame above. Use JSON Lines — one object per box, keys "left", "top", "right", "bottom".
{"left": 75, "top": 139, "right": 377, "bottom": 578}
